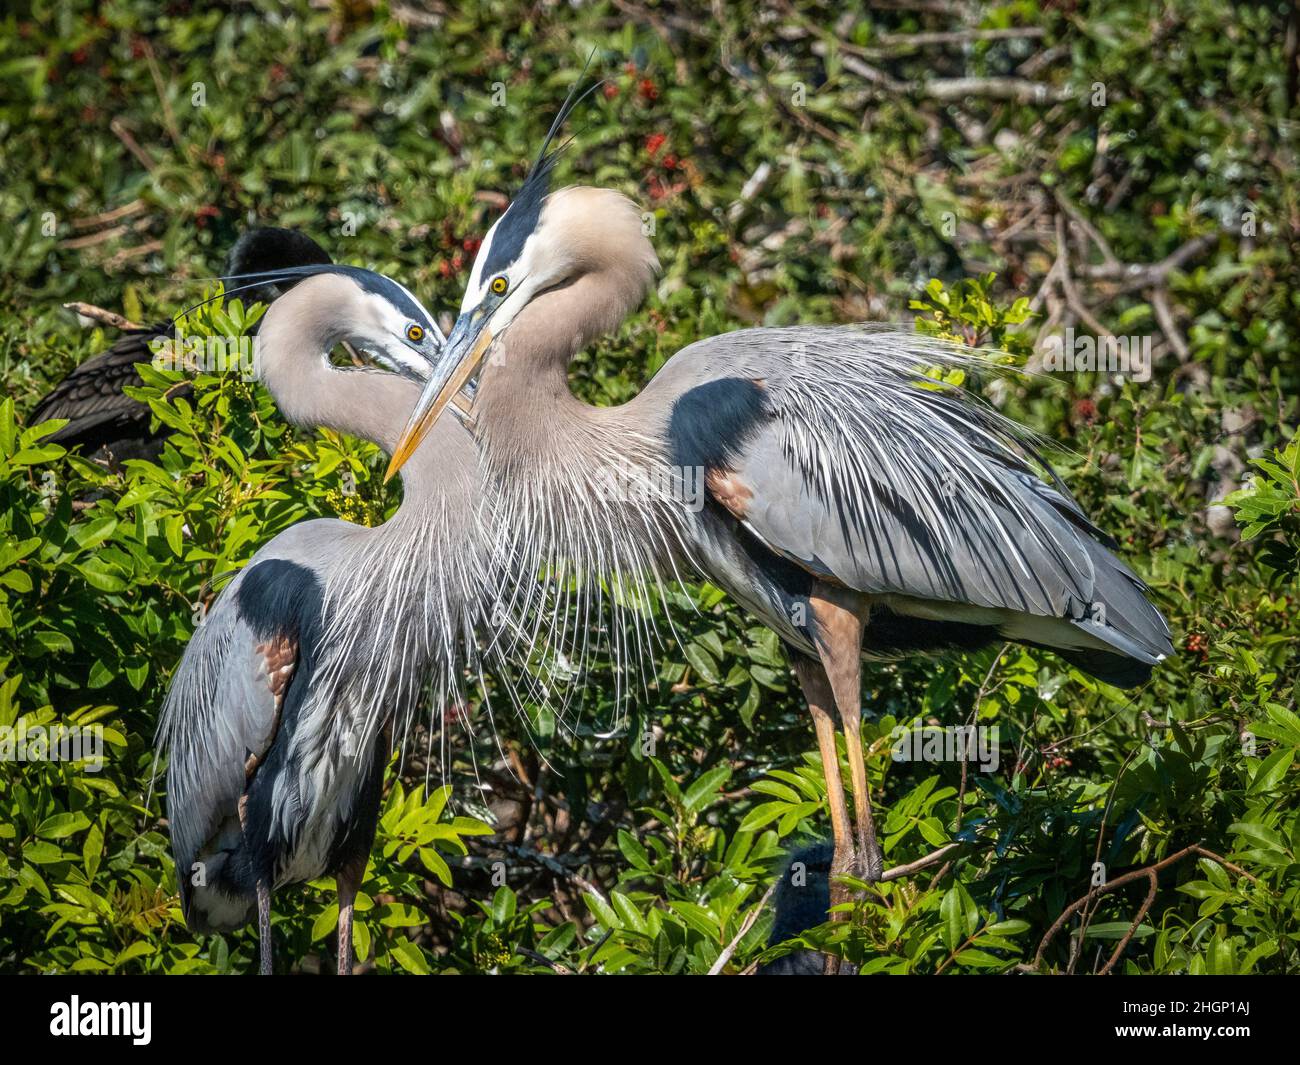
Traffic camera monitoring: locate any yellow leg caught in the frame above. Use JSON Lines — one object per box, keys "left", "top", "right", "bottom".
{"left": 839, "top": 701, "right": 883, "bottom": 882}
{"left": 808, "top": 582, "right": 881, "bottom": 881}
{"left": 794, "top": 657, "right": 854, "bottom": 976}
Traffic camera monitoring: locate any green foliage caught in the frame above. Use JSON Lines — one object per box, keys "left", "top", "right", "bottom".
{"left": 2, "top": 0, "right": 1298, "bottom": 974}
{"left": 1226, "top": 434, "right": 1299, "bottom": 578}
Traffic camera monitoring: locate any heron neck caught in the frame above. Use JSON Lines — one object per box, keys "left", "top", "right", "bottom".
{"left": 256, "top": 335, "right": 458, "bottom": 508}
{"left": 469, "top": 302, "right": 689, "bottom": 590}
{"left": 472, "top": 270, "right": 662, "bottom": 465}
{"left": 474, "top": 335, "right": 657, "bottom": 471}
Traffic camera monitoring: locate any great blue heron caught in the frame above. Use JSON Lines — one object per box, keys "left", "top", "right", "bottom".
{"left": 385, "top": 99, "right": 1174, "bottom": 972}
{"left": 158, "top": 263, "right": 488, "bottom": 975}
{"left": 30, "top": 228, "right": 332, "bottom": 465}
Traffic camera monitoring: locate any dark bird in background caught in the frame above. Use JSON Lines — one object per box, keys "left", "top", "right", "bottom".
{"left": 757, "top": 842, "right": 857, "bottom": 976}
{"left": 29, "top": 227, "right": 332, "bottom": 465}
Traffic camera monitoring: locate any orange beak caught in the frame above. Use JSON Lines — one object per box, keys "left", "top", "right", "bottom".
{"left": 385, "top": 323, "right": 494, "bottom": 481}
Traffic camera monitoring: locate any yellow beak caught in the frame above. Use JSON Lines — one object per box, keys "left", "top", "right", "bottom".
{"left": 385, "top": 325, "right": 493, "bottom": 481}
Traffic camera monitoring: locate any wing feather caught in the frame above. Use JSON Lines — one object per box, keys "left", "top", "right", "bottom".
{"left": 660, "top": 327, "right": 1172, "bottom": 668}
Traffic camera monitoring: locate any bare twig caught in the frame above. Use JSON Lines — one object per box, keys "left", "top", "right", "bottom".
{"left": 1030, "top": 843, "right": 1260, "bottom": 971}
{"left": 105, "top": 240, "right": 164, "bottom": 270}
{"left": 876, "top": 28, "right": 1046, "bottom": 48}
{"left": 1080, "top": 231, "right": 1222, "bottom": 291}
{"left": 1054, "top": 190, "right": 1120, "bottom": 270}
{"left": 1097, "top": 869, "right": 1158, "bottom": 975}
{"left": 883, "top": 842, "right": 966, "bottom": 881}
{"left": 59, "top": 220, "right": 147, "bottom": 250}
{"left": 1054, "top": 214, "right": 1110, "bottom": 337}
{"left": 708, "top": 880, "right": 777, "bottom": 975}
{"left": 141, "top": 39, "right": 181, "bottom": 146}
{"left": 69, "top": 199, "right": 148, "bottom": 233}
{"left": 1151, "top": 286, "right": 1189, "bottom": 362}
{"left": 914, "top": 77, "right": 1074, "bottom": 104}
{"left": 109, "top": 117, "right": 156, "bottom": 173}
{"left": 62, "top": 302, "right": 143, "bottom": 331}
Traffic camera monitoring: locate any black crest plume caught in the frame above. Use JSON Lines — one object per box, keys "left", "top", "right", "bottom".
{"left": 479, "top": 52, "right": 604, "bottom": 279}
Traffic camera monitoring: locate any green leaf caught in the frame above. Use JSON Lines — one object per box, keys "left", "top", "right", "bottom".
{"left": 389, "top": 938, "right": 432, "bottom": 974}
{"left": 36, "top": 812, "right": 90, "bottom": 839}
{"left": 682, "top": 765, "right": 730, "bottom": 812}
{"left": 1249, "top": 748, "right": 1294, "bottom": 794}
{"left": 940, "top": 886, "right": 963, "bottom": 951}
{"left": 491, "top": 886, "right": 516, "bottom": 924}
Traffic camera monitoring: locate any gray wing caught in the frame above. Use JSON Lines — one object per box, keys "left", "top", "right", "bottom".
{"left": 156, "top": 562, "right": 300, "bottom": 930}
{"left": 660, "top": 327, "right": 1173, "bottom": 668}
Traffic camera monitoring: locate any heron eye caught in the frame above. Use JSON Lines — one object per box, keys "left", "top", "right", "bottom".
{"left": 490, "top": 275, "right": 508, "bottom": 296}
{"left": 406, "top": 324, "right": 424, "bottom": 342}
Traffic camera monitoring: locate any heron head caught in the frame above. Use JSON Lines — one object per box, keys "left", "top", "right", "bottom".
{"left": 232, "top": 265, "right": 445, "bottom": 382}
{"left": 386, "top": 181, "right": 657, "bottom": 479}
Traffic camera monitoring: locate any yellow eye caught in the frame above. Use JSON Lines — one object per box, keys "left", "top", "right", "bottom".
{"left": 406, "top": 324, "right": 424, "bottom": 342}
{"left": 490, "top": 275, "right": 508, "bottom": 295}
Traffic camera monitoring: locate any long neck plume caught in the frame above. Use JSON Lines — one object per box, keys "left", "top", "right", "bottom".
{"left": 254, "top": 296, "right": 488, "bottom": 757}
{"left": 469, "top": 272, "right": 690, "bottom": 715}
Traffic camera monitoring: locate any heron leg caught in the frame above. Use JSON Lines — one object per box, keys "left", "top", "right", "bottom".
{"left": 808, "top": 584, "right": 882, "bottom": 882}
{"left": 793, "top": 656, "right": 854, "bottom": 976}
{"left": 256, "top": 878, "right": 273, "bottom": 976}
{"left": 335, "top": 856, "right": 365, "bottom": 976}
{"left": 839, "top": 701, "right": 883, "bottom": 883}
{"left": 238, "top": 792, "right": 273, "bottom": 976}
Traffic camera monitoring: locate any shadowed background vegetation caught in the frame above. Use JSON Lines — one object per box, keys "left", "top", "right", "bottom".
{"left": 1, "top": 0, "right": 1298, "bottom": 974}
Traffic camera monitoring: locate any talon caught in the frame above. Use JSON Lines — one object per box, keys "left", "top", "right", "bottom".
{"left": 863, "top": 842, "right": 884, "bottom": 883}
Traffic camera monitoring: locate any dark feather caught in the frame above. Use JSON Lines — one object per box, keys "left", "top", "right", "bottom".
{"left": 667, "top": 377, "right": 770, "bottom": 471}
{"left": 31, "top": 228, "right": 332, "bottom": 461}
{"left": 480, "top": 53, "right": 604, "bottom": 278}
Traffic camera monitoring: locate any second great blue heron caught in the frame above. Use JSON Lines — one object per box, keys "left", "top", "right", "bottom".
{"left": 386, "top": 109, "right": 1173, "bottom": 970}
{"left": 158, "top": 264, "right": 488, "bottom": 974}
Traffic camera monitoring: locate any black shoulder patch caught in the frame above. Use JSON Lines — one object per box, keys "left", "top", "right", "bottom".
{"left": 668, "top": 377, "right": 770, "bottom": 471}
{"left": 234, "top": 558, "right": 324, "bottom": 655}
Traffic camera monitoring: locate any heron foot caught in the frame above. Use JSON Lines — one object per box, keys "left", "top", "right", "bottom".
{"left": 854, "top": 830, "right": 884, "bottom": 883}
